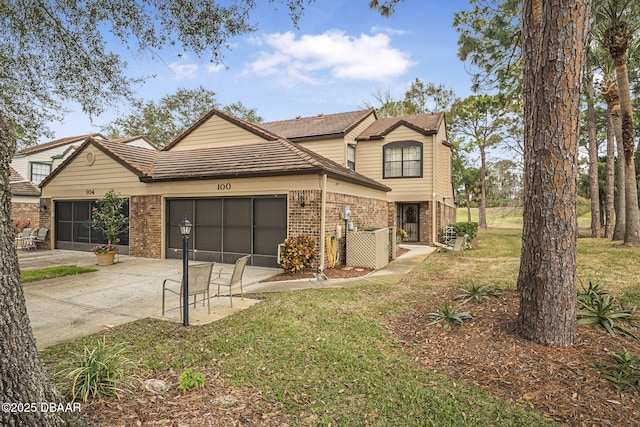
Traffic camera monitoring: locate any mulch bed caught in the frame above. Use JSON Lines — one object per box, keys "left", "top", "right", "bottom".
{"left": 81, "top": 370, "right": 299, "bottom": 427}
{"left": 387, "top": 290, "right": 640, "bottom": 426}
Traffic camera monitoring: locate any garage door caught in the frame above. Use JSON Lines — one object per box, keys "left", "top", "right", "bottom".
{"left": 166, "top": 196, "right": 287, "bottom": 268}
{"left": 54, "top": 200, "right": 130, "bottom": 253}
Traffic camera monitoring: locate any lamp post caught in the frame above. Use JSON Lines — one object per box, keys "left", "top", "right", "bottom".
{"left": 179, "top": 217, "right": 193, "bottom": 326}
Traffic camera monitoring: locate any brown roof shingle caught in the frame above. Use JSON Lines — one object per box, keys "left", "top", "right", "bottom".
{"left": 356, "top": 112, "right": 444, "bottom": 141}
{"left": 15, "top": 133, "right": 106, "bottom": 155}
{"left": 9, "top": 167, "right": 40, "bottom": 196}
{"left": 144, "top": 139, "right": 390, "bottom": 191}
{"left": 259, "top": 109, "right": 375, "bottom": 141}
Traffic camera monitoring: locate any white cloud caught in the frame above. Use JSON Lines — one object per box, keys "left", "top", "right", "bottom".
{"left": 244, "top": 29, "right": 414, "bottom": 84}
{"left": 207, "top": 63, "right": 226, "bottom": 73}
{"left": 168, "top": 59, "right": 199, "bottom": 80}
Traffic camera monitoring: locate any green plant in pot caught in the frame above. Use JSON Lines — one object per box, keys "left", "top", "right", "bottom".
{"left": 91, "top": 189, "right": 129, "bottom": 264}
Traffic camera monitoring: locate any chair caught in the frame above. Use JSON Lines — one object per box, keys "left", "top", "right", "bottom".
{"left": 32, "top": 228, "right": 49, "bottom": 249}
{"left": 162, "top": 262, "right": 214, "bottom": 319}
{"left": 212, "top": 255, "right": 250, "bottom": 307}
{"left": 15, "top": 227, "right": 32, "bottom": 249}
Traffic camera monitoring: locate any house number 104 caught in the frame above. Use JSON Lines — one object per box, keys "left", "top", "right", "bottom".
{"left": 217, "top": 183, "right": 231, "bottom": 190}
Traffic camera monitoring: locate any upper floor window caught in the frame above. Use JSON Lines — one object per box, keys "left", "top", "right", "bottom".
{"left": 347, "top": 145, "right": 356, "bottom": 171}
{"left": 383, "top": 141, "right": 422, "bottom": 178}
{"left": 30, "top": 162, "right": 52, "bottom": 185}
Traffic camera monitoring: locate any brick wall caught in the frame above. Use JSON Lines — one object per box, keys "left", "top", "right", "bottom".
{"left": 11, "top": 202, "right": 39, "bottom": 230}
{"left": 286, "top": 190, "right": 392, "bottom": 269}
{"left": 37, "top": 199, "right": 52, "bottom": 249}
{"left": 130, "top": 195, "right": 162, "bottom": 258}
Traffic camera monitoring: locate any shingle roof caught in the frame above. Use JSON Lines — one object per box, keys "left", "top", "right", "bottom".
{"left": 259, "top": 109, "right": 375, "bottom": 141}
{"left": 39, "top": 138, "right": 159, "bottom": 187}
{"left": 15, "top": 133, "right": 106, "bottom": 155}
{"left": 144, "top": 139, "right": 390, "bottom": 191}
{"left": 356, "top": 112, "right": 445, "bottom": 141}
{"left": 40, "top": 136, "right": 389, "bottom": 192}
{"left": 9, "top": 167, "right": 40, "bottom": 196}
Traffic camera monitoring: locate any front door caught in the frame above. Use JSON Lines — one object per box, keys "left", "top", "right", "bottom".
{"left": 399, "top": 203, "right": 420, "bottom": 241}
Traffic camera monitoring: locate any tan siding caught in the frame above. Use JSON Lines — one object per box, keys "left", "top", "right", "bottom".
{"left": 168, "top": 115, "right": 268, "bottom": 151}
{"left": 355, "top": 126, "right": 434, "bottom": 202}
{"left": 41, "top": 147, "right": 146, "bottom": 199}
{"left": 296, "top": 137, "right": 345, "bottom": 165}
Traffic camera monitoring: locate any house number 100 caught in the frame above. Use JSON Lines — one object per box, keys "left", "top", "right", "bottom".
{"left": 217, "top": 183, "right": 231, "bottom": 190}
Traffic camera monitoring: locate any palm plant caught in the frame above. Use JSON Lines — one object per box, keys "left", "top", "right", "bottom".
{"left": 428, "top": 301, "right": 473, "bottom": 330}
{"left": 597, "top": 0, "right": 640, "bottom": 244}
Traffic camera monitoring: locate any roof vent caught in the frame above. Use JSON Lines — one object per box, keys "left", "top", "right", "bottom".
{"left": 317, "top": 113, "right": 324, "bottom": 119}
{"left": 295, "top": 115, "right": 301, "bottom": 120}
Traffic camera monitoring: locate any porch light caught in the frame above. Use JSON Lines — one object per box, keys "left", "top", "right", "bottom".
{"left": 179, "top": 217, "right": 193, "bottom": 236}
{"left": 299, "top": 195, "right": 306, "bottom": 207}
{"left": 180, "top": 216, "right": 192, "bottom": 326}
{"left": 37, "top": 203, "right": 47, "bottom": 212}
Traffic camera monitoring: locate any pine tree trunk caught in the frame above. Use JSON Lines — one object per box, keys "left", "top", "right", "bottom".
{"left": 586, "top": 77, "right": 601, "bottom": 237}
{"left": 517, "top": 0, "right": 590, "bottom": 346}
{"left": 605, "top": 113, "right": 616, "bottom": 238}
{"left": 0, "top": 115, "right": 93, "bottom": 427}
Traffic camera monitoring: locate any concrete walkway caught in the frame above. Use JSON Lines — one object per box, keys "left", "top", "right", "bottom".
{"left": 19, "top": 245, "right": 434, "bottom": 349}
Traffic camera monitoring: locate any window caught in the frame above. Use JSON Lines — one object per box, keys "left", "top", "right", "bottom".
{"left": 383, "top": 141, "right": 422, "bottom": 178}
{"left": 30, "top": 162, "right": 52, "bottom": 185}
{"left": 347, "top": 145, "right": 356, "bottom": 170}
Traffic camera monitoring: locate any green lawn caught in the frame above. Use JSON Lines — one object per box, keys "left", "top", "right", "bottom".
{"left": 40, "top": 229, "right": 640, "bottom": 425}
{"left": 20, "top": 265, "right": 97, "bottom": 283}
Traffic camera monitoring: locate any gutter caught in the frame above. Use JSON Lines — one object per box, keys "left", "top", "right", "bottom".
{"left": 319, "top": 174, "right": 327, "bottom": 272}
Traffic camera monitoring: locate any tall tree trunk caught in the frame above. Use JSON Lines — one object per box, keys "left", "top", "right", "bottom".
{"left": 586, "top": 76, "right": 601, "bottom": 237}
{"left": 602, "top": 77, "right": 626, "bottom": 240}
{"left": 517, "top": 0, "right": 590, "bottom": 346}
{"left": 479, "top": 148, "right": 488, "bottom": 229}
{"left": 605, "top": 20, "right": 640, "bottom": 244}
{"left": 0, "top": 115, "right": 92, "bottom": 427}
{"left": 467, "top": 193, "right": 472, "bottom": 222}
{"left": 605, "top": 113, "right": 616, "bottom": 238}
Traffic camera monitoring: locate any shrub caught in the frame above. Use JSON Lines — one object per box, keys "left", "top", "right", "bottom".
{"left": 279, "top": 235, "right": 316, "bottom": 273}
{"left": 591, "top": 348, "right": 640, "bottom": 393}
{"left": 456, "top": 282, "right": 502, "bottom": 304}
{"left": 53, "top": 337, "right": 138, "bottom": 403}
{"left": 447, "top": 222, "right": 479, "bottom": 239}
{"left": 577, "top": 290, "right": 638, "bottom": 338}
{"left": 179, "top": 368, "right": 206, "bottom": 392}
{"left": 428, "top": 301, "right": 473, "bottom": 329}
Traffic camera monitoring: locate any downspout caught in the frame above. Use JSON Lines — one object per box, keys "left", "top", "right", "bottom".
{"left": 319, "top": 174, "right": 327, "bottom": 272}
{"left": 432, "top": 135, "right": 437, "bottom": 245}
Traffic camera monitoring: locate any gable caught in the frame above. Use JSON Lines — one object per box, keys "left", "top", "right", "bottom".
{"left": 41, "top": 144, "right": 147, "bottom": 198}
{"left": 163, "top": 108, "right": 279, "bottom": 152}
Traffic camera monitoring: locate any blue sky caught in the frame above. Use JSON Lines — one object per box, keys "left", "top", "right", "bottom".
{"left": 47, "top": 0, "right": 476, "bottom": 141}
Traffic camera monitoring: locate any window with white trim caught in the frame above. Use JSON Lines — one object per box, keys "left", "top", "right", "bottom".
{"left": 30, "top": 162, "right": 52, "bottom": 185}
{"left": 347, "top": 145, "right": 356, "bottom": 170}
{"left": 383, "top": 141, "right": 422, "bottom": 178}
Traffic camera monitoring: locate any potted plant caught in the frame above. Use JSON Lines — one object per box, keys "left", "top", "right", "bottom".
{"left": 91, "top": 189, "right": 129, "bottom": 265}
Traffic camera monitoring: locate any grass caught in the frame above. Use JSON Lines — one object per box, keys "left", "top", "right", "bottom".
{"left": 40, "top": 229, "right": 640, "bottom": 426}
{"left": 20, "top": 265, "right": 97, "bottom": 283}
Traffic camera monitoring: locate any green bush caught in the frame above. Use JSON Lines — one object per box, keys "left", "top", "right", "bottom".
{"left": 279, "top": 235, "right": 316, "bottom": 273}
{"left": 53, "top": 337, "right": 137, "bottom": 403}
{"left": 178, "top": 368, "right": 205, "bottom": 392}
{"left": 447, "top": 222, "right": 479, "bottom": 239}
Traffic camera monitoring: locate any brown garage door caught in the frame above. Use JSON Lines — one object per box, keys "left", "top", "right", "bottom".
{"left": 166, "top": 196, "right": 287, "bottom": 268}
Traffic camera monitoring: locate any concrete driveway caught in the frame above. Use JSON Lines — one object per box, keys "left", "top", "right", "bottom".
{"left": 19, "top": 245, "right": 435, "bottom": 349}
{"left": 19, "top": 250, "right": 279, "bottom": 348}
